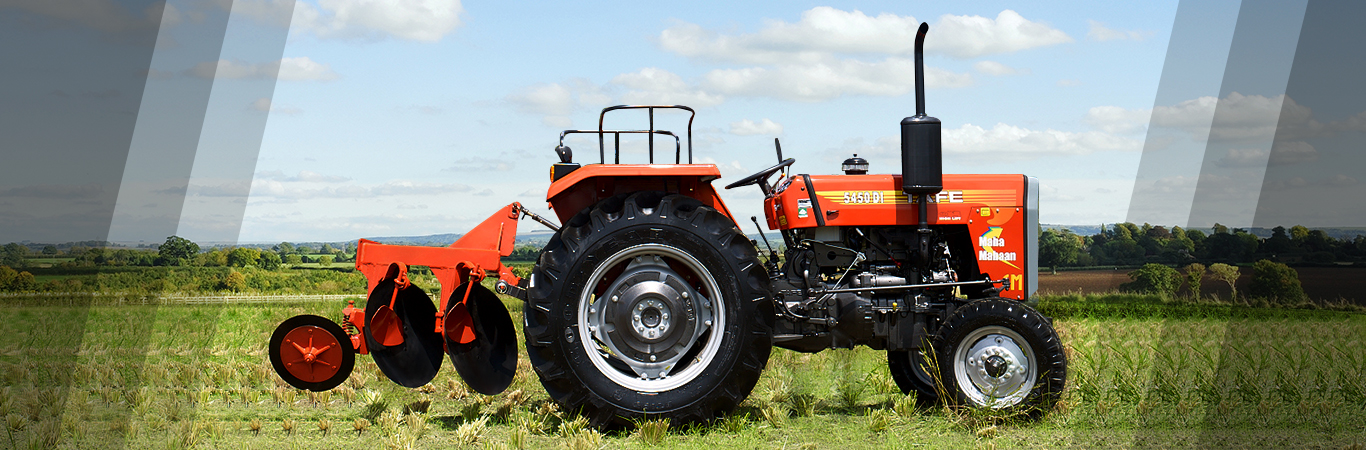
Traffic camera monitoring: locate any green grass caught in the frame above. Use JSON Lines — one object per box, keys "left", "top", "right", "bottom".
{"left": 0, "top": 294, "right": 1362, "bottom": 448}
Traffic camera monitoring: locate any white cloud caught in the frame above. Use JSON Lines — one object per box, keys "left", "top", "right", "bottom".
{"left": 507, "top": 83, "right": 575, "bottom": 127}
{"left": 822, "top": 121, "right": 1141, "bottom": 165}
{"left": 242, "top": 179, "right": 473, "bottom": 200}
{"left": 943, "top": 123, "right": 1142, "bottom": 159}
{"left": 256, "top": 170, "right": 350, "bottom": 183}
{"left": 443, "top": 151, "right": 529, "bottom": 172}
{"left": 702, "top": 58, "right": 972, "bottom": 102}
{"left": 1215, "top": 141, "right": 1319, "bottom": 168}
{"left": 1084, "top": 105, "right": 1151, "bottom": 134}
{"left": 729, "top": 119, "right": 783, "bottom": 136}
{"left": 239, "top": 0, "right": 463, "bottom": 42}
{"left": 612, "top": 68, "right": 724, "bottom": 107}
{"left": 506, "top": 79, "right": 612, "bottom": 127}
{"left": 972, "top": 60, "right": 1027, "bottom": 76}
{"left": 188, "top": 57, "right": 338, "bottom": 81}
{"left": 659, "top": 8, "right": 1070, "bottom": 62}
{"left": 1086, "top": 20, "right": 1151, "bottom": 41}
{"left": 249, "top": 98, "right": 303, "bottom": 115}
{"left": 933, "top": 10, "right": 1073, "bottom": 58}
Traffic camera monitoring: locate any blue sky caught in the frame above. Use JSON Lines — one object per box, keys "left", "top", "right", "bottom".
{"left": 204, "top": 1, "right": 1181, "bottom": 242}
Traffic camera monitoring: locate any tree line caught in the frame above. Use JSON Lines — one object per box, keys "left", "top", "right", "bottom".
{"left": 1, "top": 236, "right": 356, "bottom": 270}
{"left": 1038, "top": 223, "right": 1366, "bottom": 269}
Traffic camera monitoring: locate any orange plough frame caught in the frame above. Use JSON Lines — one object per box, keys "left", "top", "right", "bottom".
{"left": 340, "top": 202, "right": 529, "bottom": 355}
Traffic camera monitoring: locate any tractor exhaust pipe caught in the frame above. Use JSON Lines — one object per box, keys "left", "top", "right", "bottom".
{"left": 902, "top": 22, "right": 943, "bottom": 200}
{"left": 902, "top": 22, "right": 943, "bottom": 271}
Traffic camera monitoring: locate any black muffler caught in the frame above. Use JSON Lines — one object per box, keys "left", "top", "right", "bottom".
{"left": 901, "top": 22, "right": 943, "bottom": 198}
{"left": 901, "top": 22, "right": 943, "bottom": 271}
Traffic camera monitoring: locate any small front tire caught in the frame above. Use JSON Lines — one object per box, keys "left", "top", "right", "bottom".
{"left": 933, "top": 298, "right": 1066, "bottom": 413}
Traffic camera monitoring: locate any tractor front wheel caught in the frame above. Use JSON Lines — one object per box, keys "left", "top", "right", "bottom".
{"left": 933, "top": 298, "right": 1066, "bottom": 413}
{"left": 525, "top": 192, "right": 773, "bottom": 427}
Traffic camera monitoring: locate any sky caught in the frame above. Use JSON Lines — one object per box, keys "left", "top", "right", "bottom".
{"left": 195, "top": 1, "right": 1182, "bottom": 243}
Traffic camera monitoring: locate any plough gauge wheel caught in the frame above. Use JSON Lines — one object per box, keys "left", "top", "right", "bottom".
{"left": 364, "top": 280, "right": 444, "bottom": 388}
{"left": 270, "top": 315, "right": 355, "bottom": 392}
{"left": 445, "top": 282, "right": 518, "bottom": 395}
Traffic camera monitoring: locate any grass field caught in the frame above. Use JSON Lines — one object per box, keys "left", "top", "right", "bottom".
{"left": 0, "top": 292, "right": 1363, "bottom": 449}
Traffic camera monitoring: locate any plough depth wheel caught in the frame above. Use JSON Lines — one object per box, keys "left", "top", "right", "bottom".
{"left": 270, "top": 314, "right": 355, "bottom": 392}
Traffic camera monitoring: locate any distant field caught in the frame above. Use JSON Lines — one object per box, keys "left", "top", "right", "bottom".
{"left": 0, "top": 293, "right": 1362, "bottom": 448}
{"left": 1039, "top": 266, "right": 1366, "bottom": 305}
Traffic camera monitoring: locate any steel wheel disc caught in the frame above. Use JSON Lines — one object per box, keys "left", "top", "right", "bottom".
{"left": 364, "top": 281, "right": 444, "bottom": 388}
{"left": 577, "top": 243, "right": 724, "bottom": 392}
{"left": 270, "top": 314, "right": 355, "bottom": 392}
{"left": 445, "top": 282, "right": 518, "bottom": 395}
{"left": 952, "top": 325, "right": 1035, "bottom": 408}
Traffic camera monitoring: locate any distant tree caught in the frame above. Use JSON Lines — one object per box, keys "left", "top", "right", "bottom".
{"left": 1147, "top": 225, "right": 1171, "bottom": 240}
{"left": 0, "top": 266, "right": 16, "bottom": 290}
{"left": 1183, "top": 263, "right": 1206, "bottom": 298}
{"left": 1250, "top": 259, "right": 1304, "bottom": 305}
{"left": 320, "top": 243, "right": 335, "bottom": 254}
{"left": 317, "top": 255, "right": 334, "bottom": 267}
{"left": 1103, "top": 239, "right": 1145, "bottom": 263}
{"left": 259, "top": 251, "right": 282, "bottom": 270}
{"left": 227, "top": 247, "right": 262, "bottom": 268}
{"left": 1265, "top": 226, "right": 1292, "bottom": 254}
{"left": 221, "top": 270, "right": 247, "bottom": 292}
{"left": 1168, "top": 226, "right": 1195, "bottom": 254}
{"left": 1208, "top": 263, "right": 1241, "bottom": 301}
{"left": 298, "top": 246, "right": 315, "bottom": 254}
{"left": 197, "top": 250, "right": 228, "bottom": 267}
{"left": 1305, "top": 230, "right": 1333, "bottom": 253}
{"left": 41, "top": 245, "right": 58, "bottom": 256}
{"left": 157, "top": 236, "right": 199, "bottom": 266}
{"left": 1040, "top": 229, "right": 1081, "bottom": 273}
{"left": 276, "top": 242, "right": 295, "bottom": 254}
{"left": 2, "top": 243, "right": 27, "bottom": 267}
{"left": 1120, "top": 263, "right": 1181, "bottom": 297}
{"left": 12, "top": 271, "right": 36, "bottom": 291}
{"left": 283, "top": 254, "right": 303, "bottom": 265}
{"left": 1289, "top": 225, "right": 1310, "bottom": 242}
{"left": 1212, "top": 223, "right": 1230, "bottom": 235}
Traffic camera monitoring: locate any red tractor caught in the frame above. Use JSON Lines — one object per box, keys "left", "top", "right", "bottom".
{"left": 269, "top": 23, "right": 1065, "bottom": 426}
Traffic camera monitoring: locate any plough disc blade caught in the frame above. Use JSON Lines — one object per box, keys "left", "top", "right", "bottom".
{"left": 364, "top": 281, "right": 443, "bottom": 388}
{"left": 445, "top": 282, "right": 518, "bottom": 395}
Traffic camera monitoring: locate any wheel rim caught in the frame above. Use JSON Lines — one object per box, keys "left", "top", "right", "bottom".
{"left": 952, "top": 325, "right": 1035, "bottom": 408}
{"left": 280, "top": 325, "right": 344, "bottom": 384}
{"left": 577, "top": 243, "right": 724, "bottom": 392}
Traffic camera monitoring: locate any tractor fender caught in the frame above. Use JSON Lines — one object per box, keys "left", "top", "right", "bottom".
{"left": 544, "top": 164, "right": 736, "bottom": 225}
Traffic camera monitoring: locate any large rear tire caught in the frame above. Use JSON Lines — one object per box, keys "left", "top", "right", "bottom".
{"left": 933, "top": 298, "right": 1066, "bottom": 413}
{"left": 525, "top": 192, "right": 773, "bottom": 427}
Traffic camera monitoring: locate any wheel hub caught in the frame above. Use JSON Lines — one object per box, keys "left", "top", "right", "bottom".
{"left": 956, "top": 326, "right": 1035, "bottom": 408}
{"left": 580, "top": 245, "right": 721, "bottom": 392}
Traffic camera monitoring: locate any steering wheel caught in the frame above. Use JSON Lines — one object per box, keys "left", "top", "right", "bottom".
{"left": 725, "top": 158, "right": 795, "bottom": 190}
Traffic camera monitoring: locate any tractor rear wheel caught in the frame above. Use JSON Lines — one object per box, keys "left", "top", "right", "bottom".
{"left": 933, "top": 298, "right": 1066, "bottom": 413}
{"left": 525, "top": 191, "right": 773, "bottom": 427}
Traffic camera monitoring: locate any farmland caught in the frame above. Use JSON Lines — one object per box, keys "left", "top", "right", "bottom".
{"left": 1038, "top": 266, "right": 1366, "bottom": 306}
{"left": 0, "top": 289, "right": 1363, "bottom": 449}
